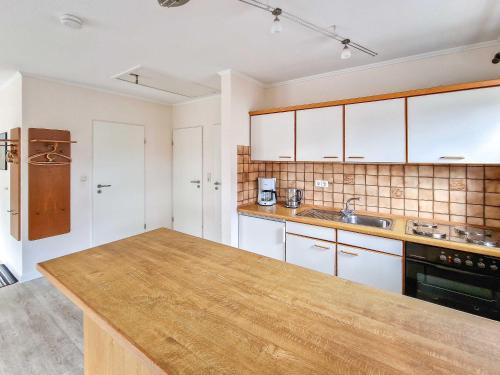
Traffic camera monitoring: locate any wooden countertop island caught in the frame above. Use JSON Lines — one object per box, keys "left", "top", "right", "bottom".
{"left": 38, "top": 229, "right": 500, "bottom": 375}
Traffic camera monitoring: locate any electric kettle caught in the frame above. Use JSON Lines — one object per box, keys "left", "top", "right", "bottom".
{"left": 284, "top": 188, "right": 303, "bottom": 209}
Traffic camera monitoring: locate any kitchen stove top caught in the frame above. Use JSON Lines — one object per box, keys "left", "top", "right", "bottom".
{"left": 406, "top": 220, "right": 500, "bottom": 248}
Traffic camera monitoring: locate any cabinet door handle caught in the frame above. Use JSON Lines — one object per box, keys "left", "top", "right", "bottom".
{"left": 347, "top": 156, "right": 365, "bottom": 159}
{"left": 340, "top": 250, "right": 359, "bottom": 256}
{"left": 323, "top": 156, "right": 339, "bottom": 159}
{"left": 439, "top": 156, "right": 465, "bottom": 160}
{"left": 313, "top": 244, "right": 330, "bottom": 250}
{"left": 278, "top": 156, "right": 292, "bottom": 159}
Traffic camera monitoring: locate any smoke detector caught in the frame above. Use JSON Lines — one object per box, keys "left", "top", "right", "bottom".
{"left": 158, "top": 0, "right": 191, "bottom": 7}
{"left": 60, "top": 14, "right": 83, "bottom": 29}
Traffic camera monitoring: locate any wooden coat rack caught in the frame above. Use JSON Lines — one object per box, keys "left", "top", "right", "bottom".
{"left": 28, "top": 128, "right": 77, "bottom": 241}
{"left": 0, "top": 128, "right": 21, "bottom": 240}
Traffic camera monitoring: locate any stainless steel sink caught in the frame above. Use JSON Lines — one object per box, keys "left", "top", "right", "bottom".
{"left": 340, "top": 214, "right": 393, "bottom": 229}
{"left": 296, "top": 209, "right": 393, "bottom": 230}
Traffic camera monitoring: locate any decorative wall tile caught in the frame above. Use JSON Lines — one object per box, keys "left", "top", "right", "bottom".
{"left": 236, "top": 146, "right": 500, "bottom": 227}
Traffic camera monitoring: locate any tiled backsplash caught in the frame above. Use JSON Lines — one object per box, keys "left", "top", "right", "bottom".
{"left": 237, "top": 146, "right": 500, "bottom": 228}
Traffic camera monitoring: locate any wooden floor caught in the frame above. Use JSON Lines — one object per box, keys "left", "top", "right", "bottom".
{"left": 0, "top": 278, "right": 83, "bottom": 375}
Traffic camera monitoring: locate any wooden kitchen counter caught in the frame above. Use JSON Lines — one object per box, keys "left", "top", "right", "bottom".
{"left": 238, "top": 203, "right": 500, "bottom": 257}
{"left": 38, "top": 228, "right": 500, "bottom": 375}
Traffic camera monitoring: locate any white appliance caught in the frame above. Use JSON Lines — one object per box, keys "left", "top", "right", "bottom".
{"left": 257, "top": 177, "right": 277, "bottom": 206}
{"left": 238, "top": 214, "right": 285, "bottom": 261}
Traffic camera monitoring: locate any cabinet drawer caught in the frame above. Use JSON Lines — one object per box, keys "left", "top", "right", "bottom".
{"left": 286, "top": 234, "right": 335, "bottom": 275}
{"left": 337, "top": 230, "right": 402, "bottom": 256}
{"left": 286, "top": 221, "right": 336, "bottom": 242}
{"left": 337, "top": 244, "right": 402, "bottom": 293}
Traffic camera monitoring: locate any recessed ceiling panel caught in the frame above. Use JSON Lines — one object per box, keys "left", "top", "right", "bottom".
{"left": 114, "top": 66, "right": 219, "bottom": 99}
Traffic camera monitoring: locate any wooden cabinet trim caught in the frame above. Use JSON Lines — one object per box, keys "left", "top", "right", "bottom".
{"left": 249, "top": 78, "right": 500, "bottom": 116}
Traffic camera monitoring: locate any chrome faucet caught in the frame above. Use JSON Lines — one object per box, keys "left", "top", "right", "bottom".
{"left": 341, "top": 197, "right": 360, "bottom": 217}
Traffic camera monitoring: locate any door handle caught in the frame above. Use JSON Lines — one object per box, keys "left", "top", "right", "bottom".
{"left": 97, "top": 184, "right": 112, "bottom": 188}
{"left": 190, "top": 180, "right": 201, "bottom": 184}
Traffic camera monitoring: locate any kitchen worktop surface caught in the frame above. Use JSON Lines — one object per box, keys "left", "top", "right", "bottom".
{"left": 38, "top": 228, "right": 500, "bottom": 375}
{"left": 238, "top": 203, "right": 500, "bottom": 257}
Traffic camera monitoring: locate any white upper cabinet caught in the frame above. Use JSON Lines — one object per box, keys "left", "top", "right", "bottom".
{"left": 296, "top": 106, "right": 343, "bottom": 162}
{"left": 408, "top": 87, "right": 500, "bottom": 164}
{"left": 345, "top": 99, "right": 406, "bottom": 163}
{"left": 251, "top": 112, "right": 295, "bottom": 161}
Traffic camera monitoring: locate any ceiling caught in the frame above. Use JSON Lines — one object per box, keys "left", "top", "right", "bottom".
{"left": 1, "top": 0, "right": 499, "bottom": 104}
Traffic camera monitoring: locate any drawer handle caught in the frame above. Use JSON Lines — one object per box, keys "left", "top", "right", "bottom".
{"left": 312, "top": 244, "right": 329, "bottom": 250}
{"left": 279, "top": 156, "right": 292, "bottom": 159}
{"left": 347, "top": 156, "right": 365, "bottom": 159}
{"left": 323, "top": 156, "right": 339, "bottom": 159}
{"left": 340, "top": 250, "right": 359, "bottom": 256}
{"left": 439, "top": 156, "right": 465, "bottom": 160}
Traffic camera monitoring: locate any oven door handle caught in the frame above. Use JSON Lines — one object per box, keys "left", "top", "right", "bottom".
{"left": 417, "top": 280, "right": 497, "bottom": 304}
{"left": 406, "top": 258, "right": 496, "bottom": 279}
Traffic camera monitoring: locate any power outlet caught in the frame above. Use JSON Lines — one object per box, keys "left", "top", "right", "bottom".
{"left": 315, "top": 180, "right": 329, "bottom": 188}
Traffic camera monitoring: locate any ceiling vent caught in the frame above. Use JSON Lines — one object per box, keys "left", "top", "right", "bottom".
{"left": 158, "top": 0, "right": 191, "bottom": 7}
{"left": 113, "top": 66, "right": 218, "bottom": 99}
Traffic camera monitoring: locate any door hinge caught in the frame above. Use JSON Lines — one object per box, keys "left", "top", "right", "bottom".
{"left": 172, "top": 217, "right": 174, "bottom": 223}
{"left": 144, "top": 138, "right": 147, "bottom": 144}
{"left": 144, "top": 224, "right": 147, "bottom": 230}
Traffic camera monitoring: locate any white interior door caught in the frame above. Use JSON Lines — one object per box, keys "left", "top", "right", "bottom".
{"left": 173, "top": 127, "right": 203, "bottom": 237}
{"left": 203, "top": 124, "right": 221, "bottom": 242}
{"left": 93, "top": 121, "right": 145, "bottom": 246}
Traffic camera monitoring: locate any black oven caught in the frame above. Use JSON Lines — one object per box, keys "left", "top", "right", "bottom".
{"left": 405, "top": 242, "right": 500, "bottom": 321}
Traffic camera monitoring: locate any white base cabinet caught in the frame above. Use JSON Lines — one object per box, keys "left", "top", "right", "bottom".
{"left": 337, "top": 244, "right": 402, "bottom": 293}
{"left": 286, "top": 233, "right": 335, "bottom": 275}
{"left": 239, "top": 215, "right": 403, "bottom": 293}
{"left": 238, "top": 214, "right": 285, "bottom": 261}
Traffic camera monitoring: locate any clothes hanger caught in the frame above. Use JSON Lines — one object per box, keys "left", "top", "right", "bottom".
{"left": 28, "top": 142, "right": 72, "bottom": 166}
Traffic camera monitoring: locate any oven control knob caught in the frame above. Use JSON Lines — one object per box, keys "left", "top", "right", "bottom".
{"left": 465, "top": 259, "right": 473, "bottom": 267}
{"left": 477, "top": 262, "right": 486, "bottom": 269}
{"left": 453, "top": 257, "right": 462, "bottom": 265}
{"left": 439, "top": 255, "right": 447, "bottom": 262}
{"left": 490, "top": 264, "right": 498, "bottom": 272}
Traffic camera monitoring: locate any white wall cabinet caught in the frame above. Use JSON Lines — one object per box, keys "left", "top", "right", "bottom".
{"left": 337, "top": 244, "right": 402, "bottom": 293}
{"left": 251, "top": 112, "right": 295, "bottom": 161}
{"left": 286, "top": 233, "right": 335, "bottom": 275}
{"left": 238, "top": 214, "right": 285, "bottom": 261}
{"left": 345, "top": 99, "right": 406, "bottom": 163}
{"left": 408, "top": 87, "right": 500, "bottom": 164}
{"left": 296, "top": 106, "right": 343, "bottom": 162}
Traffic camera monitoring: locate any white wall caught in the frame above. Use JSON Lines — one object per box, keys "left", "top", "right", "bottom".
{"left": 219, "top": 71, "right": 265, "bottom": 246}
{"left": 20, "top": 76, "right": 172, "bottom": 281}
{"left": 172, "top": 95, "right": 221, "bottom": 129}
{"left": 0, "top": 72, "right": 23, "bottom": 279}
{"left": 263, "top": 42, "right": 500, "bottom": 108}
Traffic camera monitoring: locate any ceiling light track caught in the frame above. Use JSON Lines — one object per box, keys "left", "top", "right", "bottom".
{"left": 236, "top": 0, "right": 377, "bottom": 58}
